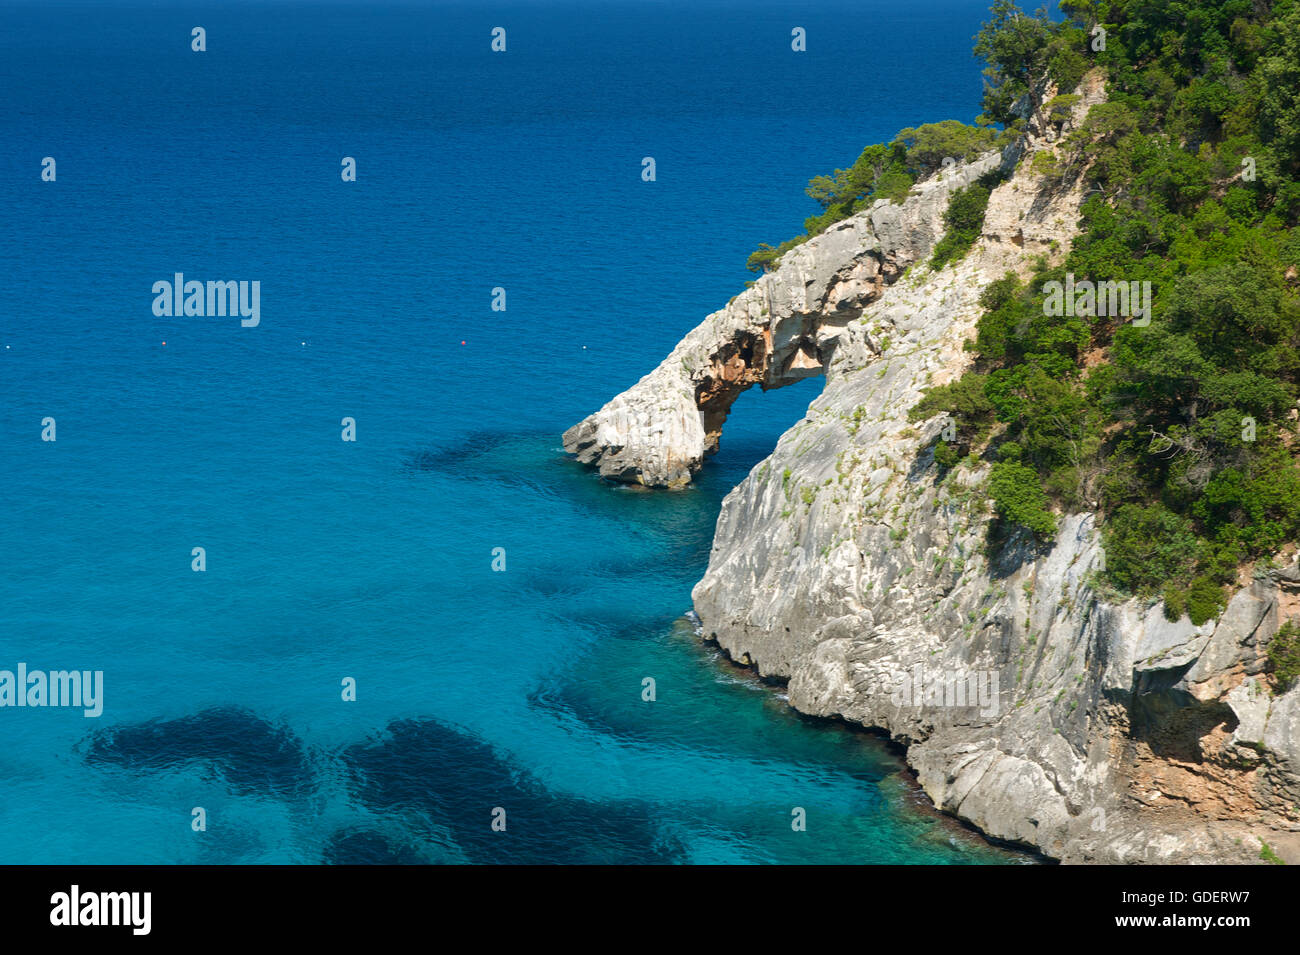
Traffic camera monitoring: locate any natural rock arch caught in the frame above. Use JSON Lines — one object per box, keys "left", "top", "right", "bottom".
{"left": 562, "top": 150, "right": 1005, "bottom": 487}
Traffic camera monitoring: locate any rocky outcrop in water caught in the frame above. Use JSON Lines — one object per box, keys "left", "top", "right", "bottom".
{"left": 562, "top": 149, "right": 1003, "bottom": 487}
{"left": 567, "top": 70, "right": 1300, "bottom": 863}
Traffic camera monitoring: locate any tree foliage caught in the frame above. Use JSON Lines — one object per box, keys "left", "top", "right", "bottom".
{"left": 747, "top": 123, "right": 1005, "bottom": 273}
{"left": 907, "top": 0, "right": 1300, "bottom": 620}
{"left": 930, "top": 179, "right": 995, "bottom": 270}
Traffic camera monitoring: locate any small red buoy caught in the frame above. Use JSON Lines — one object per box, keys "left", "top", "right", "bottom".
{"left": 162, "top": 341, "right": 167, "bottom": 346}
{"left": 461, "top": 340, "right": 466, "bottom": 345}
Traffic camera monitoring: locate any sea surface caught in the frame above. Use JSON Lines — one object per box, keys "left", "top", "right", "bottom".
{"left": 0, "top": 0, "right": 1027, "bottom": 863}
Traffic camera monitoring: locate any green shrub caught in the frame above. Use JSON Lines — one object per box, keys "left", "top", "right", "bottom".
{"left": 1046, "top": 37, "right": 1088, "bottom": 95}
{"left": 746, "top": 244, "right": 781, "bottom": 274}
{"left": 1162, "top": 583, "right": 1187, "bottom": 622}
{"left": 988, "top": 460, "right": 1057, "bottom": 538}
{"left": 1185, "top": 576, "right": 1225, "bottom": 626}
{"left": 1046, "top": 93, "right": 1081, "bottom": 125}
{"left": 909, "top": 374, "right": 996, "bottom": 441}
{"left": 1260, "top": 839, "right": 1287, "bottom": 865}
{"left": 745, "top": 235, "right": 809, "bottom": 274}
{"left": 873, "top": 170, "right": 916, "bottom": 204}
{"left": 1103, "top": 505, "right": 1201, "bottom": 596}
{"left": 893, "top": 121, "right": 1001, "bottom": 173}
{"left": 930, "top": 183, "right": 993, "bottom": 270}
{"left": 1269, "top": 620, "right": 1300, "bottom": 692}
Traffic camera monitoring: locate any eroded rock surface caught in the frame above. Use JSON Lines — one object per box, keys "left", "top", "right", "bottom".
{"left": 562, "top": 149, "right": 1003, "bottom": 487}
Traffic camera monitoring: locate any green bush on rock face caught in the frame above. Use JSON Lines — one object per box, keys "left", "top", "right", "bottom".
{"left": 930, "top": 181, "right": 994, "bottom": 270}
{"left": 894, "top": 121, "right": 1003, "bottom": 173}
{"left": 934, "top": 440, "right": 961, "bottom": 470}
{"left": 745, "top": 243, "right": 781, "bottom": 274}
{"left": 1186, "top": 576, "right": 1226, "bottom": 626}
{"left": 745, "top": 236, "right": 808, "bottom": 275}
{"left": 1163, "top": 582, "right": 1187, "bottom": 622}
{"left": 1103, "top": 504, "right": 1201, "bottom": 596}
{"left": 1046, "top": 93, "right": 1081, "bottom": 125}
{"left": 909, "top": 374, "right": 998, "bottom": 472}
{"left": 988, "top": 460, "right": 1056, "bottom": 538}
{"left": 1260, "top": 840, "right": 1287, "bottom": 865}
{"left": 908, "top": 373, "right": 996, "bottom": 439}
{"left": 1269, "top": 620, "right": 1300, "bottom": 692}
{"left": 1046, "top": 39, "right": 1088, "bottom": 97}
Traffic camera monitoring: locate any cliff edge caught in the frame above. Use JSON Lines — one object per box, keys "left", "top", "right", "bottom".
{"left": 566, "top": 71, "right": 1300, "bottom": 862}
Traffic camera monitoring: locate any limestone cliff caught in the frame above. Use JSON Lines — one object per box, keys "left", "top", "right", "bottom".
{"left": 565, "top": 71, "right": 1300, "bottom": 863}
{"left": 562, "top": 146, "right": 1003, "bottom": 487}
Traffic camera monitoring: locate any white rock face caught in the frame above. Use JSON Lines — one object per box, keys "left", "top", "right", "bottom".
{"left": 569, "top": 71, "right": 1300, "bottom": 862}
{"left": 563, "top": 148, "right": 1004, "bottom": 486}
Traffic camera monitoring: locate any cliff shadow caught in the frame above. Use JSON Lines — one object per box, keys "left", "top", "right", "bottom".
{"left": 1127, "top": 664, "right": 1238, "bottom": 763}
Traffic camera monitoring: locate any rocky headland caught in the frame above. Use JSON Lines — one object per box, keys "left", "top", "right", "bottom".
{"left": 564, "top": 71, "right": 1300, "bottom": 863}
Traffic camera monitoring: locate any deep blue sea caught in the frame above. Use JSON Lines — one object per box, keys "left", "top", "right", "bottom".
{"left": 0, "top": 0, "right": 1025, "bottom": 863}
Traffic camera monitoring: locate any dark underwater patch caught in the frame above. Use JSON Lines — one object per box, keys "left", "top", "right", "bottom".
{"left": 340, "top": 717, "right": 685, "bottom": 864}
{"left": 321, "top": 828, "right": 429, "bottom": 865}
{"left": 400, "top": 430, "right": 560, "bottom": 494}
{"left": 513, "top": 567, "right": 590, "bottom": 599}
{"left": 83, "top": 705, "right": 316, "bottom": 799}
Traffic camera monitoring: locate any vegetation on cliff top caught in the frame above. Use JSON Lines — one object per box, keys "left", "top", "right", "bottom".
{"left": 745, "top": 121, "right": 1010, "bottom": 274}
{"left": 914, "top": 0, "right": 1300, "bottom": 624}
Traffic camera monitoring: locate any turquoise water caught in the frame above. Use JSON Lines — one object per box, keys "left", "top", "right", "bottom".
{"left": 0, "top": 0, "right": 1024, "bottom": 863}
